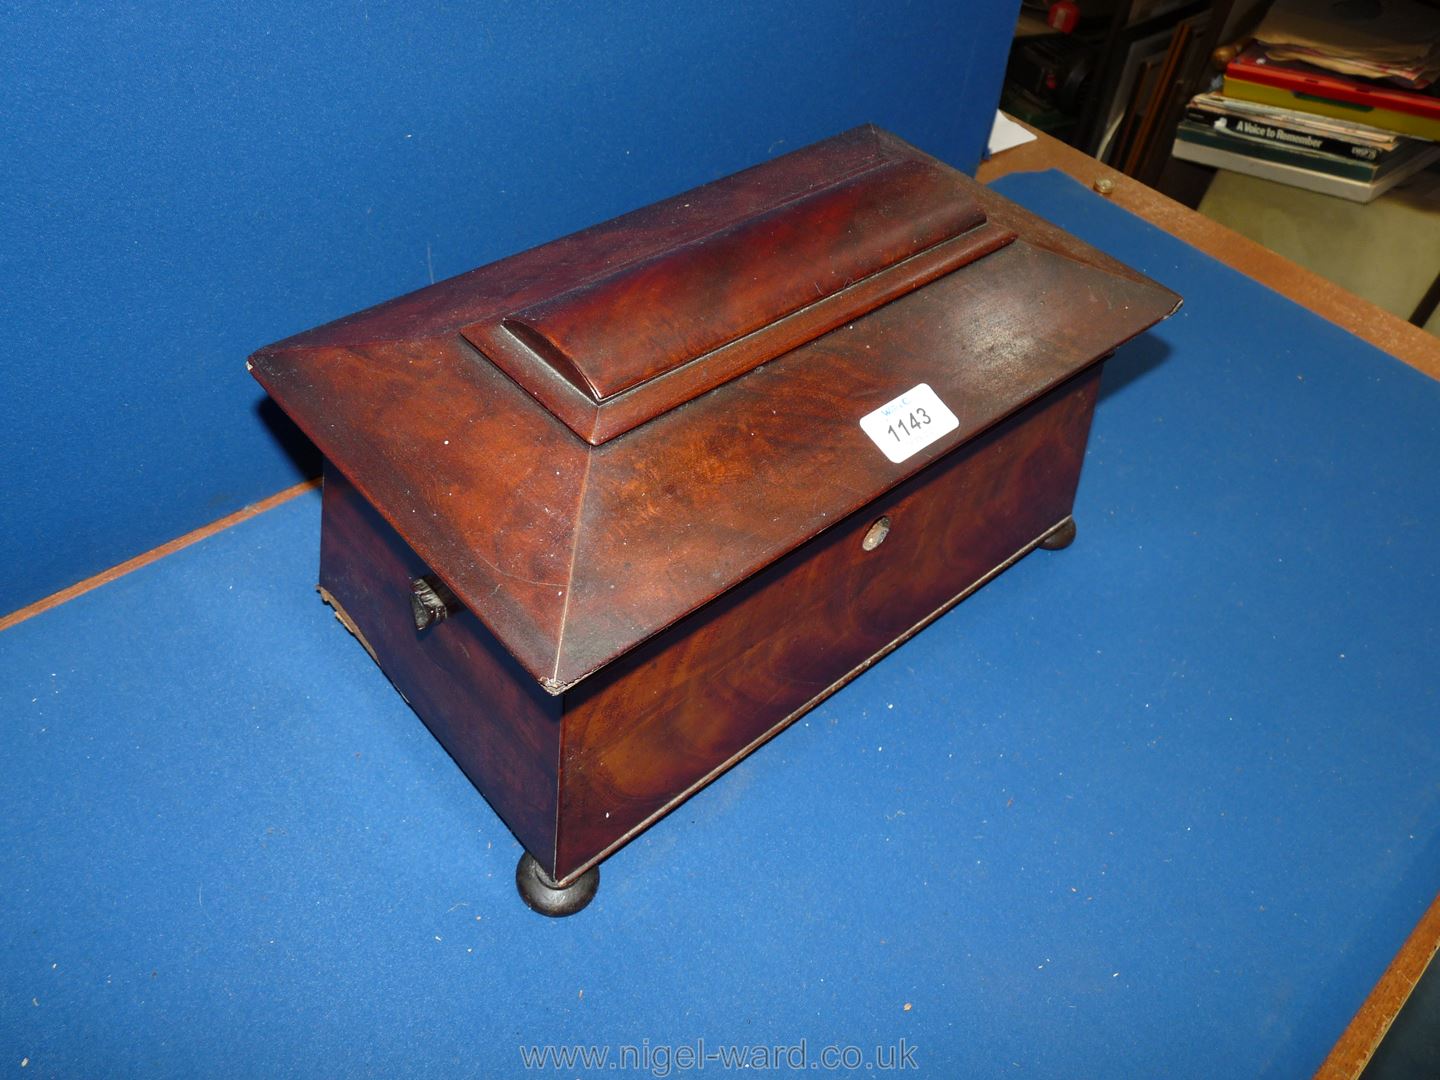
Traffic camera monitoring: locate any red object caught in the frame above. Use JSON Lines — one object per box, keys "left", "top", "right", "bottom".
{"left": 1048, "top": 1, "right": 1080, "bottom": 33}
{"left": 1228, "top": 44, "right": 1440, "bottom": 121}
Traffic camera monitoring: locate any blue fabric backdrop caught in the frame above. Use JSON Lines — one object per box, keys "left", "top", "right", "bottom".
{"left": 0, "top": 0, "right": 1017, "bottom": 614}
{"left": 3, "top": 172, "right": 1438, "bottom": 1079}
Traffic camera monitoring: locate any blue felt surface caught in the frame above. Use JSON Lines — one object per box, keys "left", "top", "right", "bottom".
{"left": 0, "top": 0, "right": 1017, "bottom": 617}
{"left": 3, "top": 171, "right": 1439, "bottom": 1078}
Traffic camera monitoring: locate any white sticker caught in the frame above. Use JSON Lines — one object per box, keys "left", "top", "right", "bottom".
{"left": 859, "top": 383, "right": 960, "bottom": 464}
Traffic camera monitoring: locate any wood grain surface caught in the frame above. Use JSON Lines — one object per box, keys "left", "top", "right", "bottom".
{"left": 248, "top": 127, "right": 1179, "bottom": 694}
{"left": 553, "top": 366, "right": 1102, "bottom": 881}
{"left": 312, "top": 368, "right": 1103, "bottom": 882}
{"left": 318, "top": 466, "right": 564, "bottom": 862}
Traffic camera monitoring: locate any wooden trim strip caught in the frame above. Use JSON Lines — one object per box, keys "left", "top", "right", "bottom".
{"left": 0, "top": 478, "right": 321, "bottom": 634}
{"left": 1315, "top": 890, "right": 1440, "bottom": 1080}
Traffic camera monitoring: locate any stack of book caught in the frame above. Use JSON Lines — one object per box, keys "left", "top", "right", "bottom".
{"left": 1172, "top": 0, "right": 1440, "bottom": 203}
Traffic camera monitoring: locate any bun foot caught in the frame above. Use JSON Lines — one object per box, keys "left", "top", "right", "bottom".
{"left": 515, "top": 853, "right": 599, "bottom": 917}
{"left": 1038, "top": 517, "right": 1077, "bottom": 551}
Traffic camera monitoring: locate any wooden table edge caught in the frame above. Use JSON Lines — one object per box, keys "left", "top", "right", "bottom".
{"left": 0, "top": 478, "right": 320, "bottom": 634}
{"left": 1315, "top": 890, "right": 1440, "bottom": 1079}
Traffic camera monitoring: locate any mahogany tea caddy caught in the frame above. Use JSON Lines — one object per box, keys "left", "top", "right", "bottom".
{"left": 249, "top": 126, "right": 1179, "bottom": 915}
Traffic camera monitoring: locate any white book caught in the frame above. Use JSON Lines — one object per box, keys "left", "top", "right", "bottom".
{"left": 1172, "top": 136, "right": 1440, "bottom": 204}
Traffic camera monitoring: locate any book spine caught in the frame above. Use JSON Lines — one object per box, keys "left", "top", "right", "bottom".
{"left": 1170, "top": 137, "right": 1374, "bottom": 202}
{"left": 1221, "top": 76, "right": 1440, "bottom": 141}
{"left": 1225, "top": 56, "right": 1439, "bottom": 122}
{"left": 1184, "top": 106, "right": 1384, "bottom": 162}
{"left": 1176, "top": 123, "right": 1376, "bottom": 181}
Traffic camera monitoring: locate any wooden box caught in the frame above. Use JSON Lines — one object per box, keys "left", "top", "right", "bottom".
{"left": 249, "top": 127, "right": 1179, "bottom": 915}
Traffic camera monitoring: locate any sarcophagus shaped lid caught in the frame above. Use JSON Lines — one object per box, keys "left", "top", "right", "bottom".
{"left": 458, "top": 145, "right": 1013, "bottom": 445}
{"left": 250, "top": 126, "right": 1179, "bottom": 692}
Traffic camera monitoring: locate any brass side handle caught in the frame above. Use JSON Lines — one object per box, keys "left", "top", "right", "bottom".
{"left": 411, "top": 574, "right": 461, "bottom": 630}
